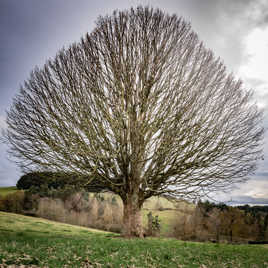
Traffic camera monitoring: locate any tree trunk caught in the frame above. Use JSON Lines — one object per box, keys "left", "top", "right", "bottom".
{"left": 122, "top": 194, "right": 144, "bottom": 238}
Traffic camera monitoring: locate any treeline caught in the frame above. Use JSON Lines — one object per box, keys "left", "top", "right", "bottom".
{"left": 173, "top": 200, "right": 268, "bottom": 243}
{"left": 16, "top": 171, "right": 108, "bottom": 194}
{"left": 1, "top": 172, "right": 268, "bottom": 243}
{"left": 237, "top": 204, "right": 268, "bottom": 214}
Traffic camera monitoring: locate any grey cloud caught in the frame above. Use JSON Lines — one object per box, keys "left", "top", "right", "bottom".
{"left": 159, "top": 0, "right": 267, "bottom": 72}
{"left": 0, "top": 168, "right": 20, "bottom": 187}
{"left": 0, "top": 0, "right": 134, "bottom": 113}
{"left": 258, "top": 13, "right": 268, "bottom": 27}
{"left": 185, "top": 0, "right": 268, "bottom": 28}
{"left": 0, "top": 143, "right": 21, "bottom": 186}
{"left": 256, "top": 172, "right": 268, "bottom": 177}
{"left": 253, "top": 1, "right": 268, "bottom": 27}
{"left": 191, "top": 0, "right": 268, "bottom": 70}
{"left": 228, "top": 195, "right": 268, "bottom": 205}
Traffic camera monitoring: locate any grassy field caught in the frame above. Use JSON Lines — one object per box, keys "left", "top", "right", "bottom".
{"left": 1, "top": 212, "right": 268, "bottom": 267}
{"left": 0, "top": 186, "right": 18, "bottom": 197}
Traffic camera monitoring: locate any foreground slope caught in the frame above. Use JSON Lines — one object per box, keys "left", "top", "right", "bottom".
{"left": 0, "top": 212, "right": 268, "bottom": 267}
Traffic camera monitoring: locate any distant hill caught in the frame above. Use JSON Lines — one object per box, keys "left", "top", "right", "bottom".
{"left": 0, "top": 186, "right": 18, "bottom": 197}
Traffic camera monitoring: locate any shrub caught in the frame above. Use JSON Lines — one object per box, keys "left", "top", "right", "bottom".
{"left": 23, "top": 191, "right": 39, "bottom": 211}
{"left": 154, "top": 198, "right": 164, "bottom": 211}
{"left": 111, "top": 196, "right": 118, "bottom": 206}
{"left": 0, "top": 196, "right": 5, "bottom": 211}
{"left": 34, "top": 192, "right": 123, "bottom": 232}
{"left": 147, "top": 212, "right": 161, "bottom": 236}
{"left": 65, "top": 192, "right": 91, "bottom": 212}
{"left": 36, "top": 197, "right": 65, "bottom": 221}
{"left": 28, "top": 183, "right": 81, "bottom": 201}
{"left": 0, "top": 191, "right": 25, "bottom": 213}
{"left": 94, "top": 193, "right": 105, "bottom": 202}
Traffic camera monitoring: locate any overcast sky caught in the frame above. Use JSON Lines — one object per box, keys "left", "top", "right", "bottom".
{"left": 0, "top": 0, "right": 268, "bottom": 205}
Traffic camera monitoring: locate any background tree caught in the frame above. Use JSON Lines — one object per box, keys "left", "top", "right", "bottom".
{"left": 4, "top": 6, "right": 263, "bottom": 237}
{"left": 16, "top": 172, "right": 107, "bottom": 193}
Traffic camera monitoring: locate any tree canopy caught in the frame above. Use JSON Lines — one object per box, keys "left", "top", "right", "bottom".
{"left": 4, "top": 6, "right": 263, "bottom": 236}
{"left": 16, "top": 172, "right": 107, "bottom": 193}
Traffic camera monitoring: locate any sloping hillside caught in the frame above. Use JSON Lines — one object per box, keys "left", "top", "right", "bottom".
{"left": 1, "top": 212, "right": 268, "bottom": 267}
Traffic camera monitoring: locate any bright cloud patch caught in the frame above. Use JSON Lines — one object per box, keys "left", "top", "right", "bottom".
{"left": 238, "top": 26, "right": 268, "bottom": 110}
{"left": 239, "top": 27, "right": 268, "bottom": 80}
{"left": 239, "top": 180, "right": 268, "bottom": 199}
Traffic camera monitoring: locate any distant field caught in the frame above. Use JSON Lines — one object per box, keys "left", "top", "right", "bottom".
{"left": 0, "top": 212, "right": 268, "bottom": 267}
{"left": 142, "top": 209, "right": 185, "bottom": 236}
{"left": 0, "top": 186, "right": 18, "bottom": 197}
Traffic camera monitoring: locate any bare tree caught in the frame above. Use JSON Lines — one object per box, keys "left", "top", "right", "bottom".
{"left": 4, "top": 7, "right": 263, "bottom": 237}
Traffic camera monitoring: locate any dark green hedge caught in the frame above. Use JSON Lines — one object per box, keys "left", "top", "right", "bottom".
{"left": 16, "top": 172, "right": 107, "bottom": 193}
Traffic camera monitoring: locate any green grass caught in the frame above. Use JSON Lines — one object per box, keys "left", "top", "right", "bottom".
{"left": 0, "top": 212, "right": 268, "bottom": 267}
{"left": 0, "top": 186, "right": 18, "bottom": 197}
{"left": 142, "top": 209, "right": 185, "bottom": 236}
